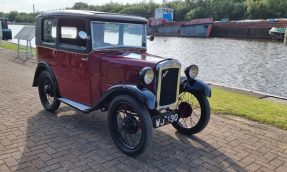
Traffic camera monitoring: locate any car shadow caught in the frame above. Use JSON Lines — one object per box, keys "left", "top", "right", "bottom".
{"left": 15, "top": 106, "right": 247, "bottom": 172}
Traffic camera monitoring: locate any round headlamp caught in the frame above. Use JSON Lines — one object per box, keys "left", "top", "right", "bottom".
{"left": 139, "top": 67, "right": 154, "bottom": 85}
{"left": 184, "top": 65, "right": 198, "bottom": 79}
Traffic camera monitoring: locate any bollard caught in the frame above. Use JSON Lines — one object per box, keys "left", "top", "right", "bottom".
{"left": 284, "top": 27, "right": 287, "bottom": 44}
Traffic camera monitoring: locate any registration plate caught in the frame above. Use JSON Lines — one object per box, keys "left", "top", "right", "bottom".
{"left": 152, "top": 112, "right": 179, "bottom": 128}
{"left": 152, "top": 116, "right": 170, "bottom": 128}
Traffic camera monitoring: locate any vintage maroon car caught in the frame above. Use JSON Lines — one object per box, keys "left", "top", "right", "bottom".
{"left": 32, "top": 10, "right": 211, "bottom": 156}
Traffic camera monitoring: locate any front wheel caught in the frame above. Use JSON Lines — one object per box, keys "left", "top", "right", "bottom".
{"left": 107, "top": 94, "right": 153, "bottom": 157}
{"left": 172, "top": 91, "right": 210, "bottom": 135}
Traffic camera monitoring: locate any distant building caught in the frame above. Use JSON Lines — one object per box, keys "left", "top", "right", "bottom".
{"left": 155, "top": 8, "right": 173, "bottom": 21}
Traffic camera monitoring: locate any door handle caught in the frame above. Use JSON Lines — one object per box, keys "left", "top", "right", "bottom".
{"left": 81, "top": 57, "right": 89, "bottom": 62}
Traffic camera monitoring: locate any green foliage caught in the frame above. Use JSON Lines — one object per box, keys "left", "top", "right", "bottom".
{"left": 7, "top": 11, "right": 18, "bottom": 22}
{"left": 65, "top": 0, "right": 287, "bottom": 21}
{"left": 0, "top": 42, "right": 36, "bottom": 54}
{"left": 1, "top": 0, "right": 287, "bottom": 24}
{"left": 1, "top": 11, "right": 41, "bottom": 23}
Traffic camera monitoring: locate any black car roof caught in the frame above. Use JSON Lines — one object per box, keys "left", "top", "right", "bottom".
{"left": 36, "top": 10, "right": 148, "bottom": 24}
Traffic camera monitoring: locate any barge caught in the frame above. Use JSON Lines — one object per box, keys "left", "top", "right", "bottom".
{"left": 210, "top": 19, "right": 287, "bottom": 39}
{"left": 147, "top": 8, "right": 212, "bottom": 37}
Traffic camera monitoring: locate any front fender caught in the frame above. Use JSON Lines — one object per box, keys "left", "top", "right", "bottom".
{"left": 180, "top": 77, "right": 211, "bottom": 97}
{"left": 85, "top": 84, "right": 157, "bottom": 113}
{"left": 109, "top": 84, "right": 156, "bottom": 109}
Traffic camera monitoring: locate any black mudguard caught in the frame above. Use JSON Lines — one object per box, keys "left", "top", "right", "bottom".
{"left": 180, "top": 77, "right": 211, "bottom": 97}
{"left": 32, "top": 61, "right": 59, "bottom": 95}
{"left": 84, "top": 84, "right": 157, "bottom": 113}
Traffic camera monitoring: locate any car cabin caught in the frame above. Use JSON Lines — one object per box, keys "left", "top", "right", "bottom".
{"left": 35, "top": 10, "right": 148, "bottom": 55}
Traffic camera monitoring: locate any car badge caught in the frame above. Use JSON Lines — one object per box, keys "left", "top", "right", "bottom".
{"left": 162, "top": 70, "right": 169, "bottom": 79}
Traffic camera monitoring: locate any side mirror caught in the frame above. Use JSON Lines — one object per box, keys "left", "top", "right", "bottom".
{"left": 148, "top": 35, "right": 154, "bottom": 41}
{"left": 79, "top": 31, "right": 90, "bottom": 40}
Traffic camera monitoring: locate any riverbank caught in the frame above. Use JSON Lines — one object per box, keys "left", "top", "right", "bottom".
{"left": 208, "top": 85, "right": 287, "bottom": 130}
{"left": 0, "top": 44, "right": 286, "bottom": 130}
{"left": 9, "top": 22, "right": 35, "bottom": 26}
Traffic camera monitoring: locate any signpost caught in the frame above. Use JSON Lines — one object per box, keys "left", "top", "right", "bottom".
{"left": 14, "top": 26, "right": 35, "bottom": 59}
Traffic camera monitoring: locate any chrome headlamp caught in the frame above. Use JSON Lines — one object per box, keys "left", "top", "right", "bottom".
{"left": 139, "top": 67, "right": 154, "bottom": 85}
{"left": 184, "top": 65, "right": 198, "bottom": 79}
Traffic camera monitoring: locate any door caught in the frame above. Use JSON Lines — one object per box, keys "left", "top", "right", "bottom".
{"left": 56, "top": 18, "right": 91, "bottom": 106}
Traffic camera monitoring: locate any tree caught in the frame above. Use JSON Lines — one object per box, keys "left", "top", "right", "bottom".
{"left": 72, "top": 2, "right": 89, "bottom": 10}
{"left": 7, "top": 11, "right": 18, "bottom": 22}
{"left": 26, "top": 16, "right": 34, "bottom": 23}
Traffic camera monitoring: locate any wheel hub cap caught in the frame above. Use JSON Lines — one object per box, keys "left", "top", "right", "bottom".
{"left": 45, "top": 85, "right": 54, "bottom": 97}
{"left": 178, "top": 102, "right": 192, "bottom": 118}
{"left": 122, "top": 116, "right": 138, "bottom": 134}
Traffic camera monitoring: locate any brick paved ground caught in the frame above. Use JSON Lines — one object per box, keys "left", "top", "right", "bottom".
{"left": 0, "top": 47, "right": 287, "bottom": 172}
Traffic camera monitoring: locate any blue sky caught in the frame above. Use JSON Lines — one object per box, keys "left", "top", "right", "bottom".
{"left": 0, "top": 0, "right": 163, "bottom": 13}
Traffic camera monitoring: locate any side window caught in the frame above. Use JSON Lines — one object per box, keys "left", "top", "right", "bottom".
{"left": 61, "top": 27, "right": 77, "bottom": 38}
{"left": 43, "top": 19, "right": 56, "bottom": 43}
{"left": 59, "top": 18, "right": 86, "bottom": 48}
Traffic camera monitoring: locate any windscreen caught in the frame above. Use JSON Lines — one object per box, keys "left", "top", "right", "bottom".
{"left": 91, "top": 22, "right": 146, "bottom": 49}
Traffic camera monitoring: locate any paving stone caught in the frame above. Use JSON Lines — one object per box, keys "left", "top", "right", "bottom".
{"left": 269, "top": 158, "right": 284, "bottom": 168}
{"left": 4, "top": 157, "right": 18, "bottom": 167}
{"left": 32, "top": 158, "right": 47, "bottom": 169}
{"left": 87, "top": 161, "right": 104, "bottom": 171}
{"left": 245, "top": 163, "right": 261, "bottom": 172}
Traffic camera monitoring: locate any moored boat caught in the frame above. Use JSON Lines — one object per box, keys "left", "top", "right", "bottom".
{"left": 269, "top": 27, "right": 285, "bottom": 40}
{"left": 210, "top": 19, "right": 287, "bottom": 39}
{"left": 147, "top": 8, "right": 212, "bottom": 37}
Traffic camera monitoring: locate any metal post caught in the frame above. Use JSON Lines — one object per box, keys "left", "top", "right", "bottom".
{"left": 26, "top": 40, "right": 29, "bottom": 59}
{"left": 29, "top": 40, "right": 33, "bottom": 57}
{"left": 17, "top": 39, "right": 20, "bottom": 57}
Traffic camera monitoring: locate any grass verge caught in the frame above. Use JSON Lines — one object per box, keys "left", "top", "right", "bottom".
{"left": 0, "top": 42, "right": 36, "bottom": 54}
{"left": 209, "top": 88, "right": 287, "bottom": 130}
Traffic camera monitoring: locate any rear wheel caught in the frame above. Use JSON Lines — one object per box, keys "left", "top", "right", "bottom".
{"left": 107, "top": 94, "right": 153, "bottom": 157}
{"left": 172, "top": 91, "right": 210, "bottom": 135}
{"left": 38, "top": 70, "right": 61, "bottom": 112}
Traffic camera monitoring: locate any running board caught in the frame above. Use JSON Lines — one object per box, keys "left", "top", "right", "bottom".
{"left": 58, "top": 98, "right": 91, "bottom": 111}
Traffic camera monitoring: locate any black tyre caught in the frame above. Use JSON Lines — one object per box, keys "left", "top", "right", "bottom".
{"left": 107, "top": 94, "right": 153, "bottom": 157}
{"left": 38, "top": 70, "right": 61, "bottom": 112}
{"left": 172, "top": 91, "right": 210, "bottom": 135}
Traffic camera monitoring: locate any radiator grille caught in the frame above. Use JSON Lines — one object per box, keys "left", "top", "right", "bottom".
{"left": 159, "top": 68, "right": 179, "bottom": 106}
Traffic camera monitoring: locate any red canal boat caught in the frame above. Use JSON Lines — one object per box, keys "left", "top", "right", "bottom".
{"left": 210, "top": 19, "right": 287, "bottom": 39}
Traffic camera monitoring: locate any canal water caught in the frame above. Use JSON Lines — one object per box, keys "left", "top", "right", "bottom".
{"left": 8, "top": 25, "right": 287, "bottom": 98}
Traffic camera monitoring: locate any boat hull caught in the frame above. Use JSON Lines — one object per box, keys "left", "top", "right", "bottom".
{"left": 269, "top": 27, "right": 285, "bottom": 40}
{"left": 210, "top": 21, "right": 287, "bottom": 39}
{"left": 147, "top": 23, "right": 212, "bottom": 37}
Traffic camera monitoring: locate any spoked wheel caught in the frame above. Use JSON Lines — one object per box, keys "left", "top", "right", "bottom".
{"left": 172, "top": 91, "right": 210, "bottom": 135}
{"left": 108, "top": 95, "right": 153, "bottom": 157}
{"left": 38, "top": 70, "right": 60, "bottom": 112}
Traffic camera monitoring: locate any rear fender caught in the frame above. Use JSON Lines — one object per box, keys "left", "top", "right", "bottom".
{"left": 180, "top": 77, "right": 211, "bottom": 97}
{"left": 32, "top": 61, "right": 58, "bottom": 96}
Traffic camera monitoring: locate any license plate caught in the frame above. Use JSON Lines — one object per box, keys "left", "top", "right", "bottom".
{"left": 152, "top": 115, "right": 170, "bottom": 128}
